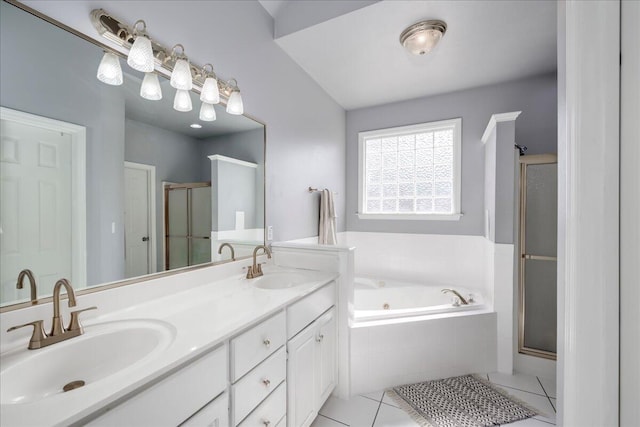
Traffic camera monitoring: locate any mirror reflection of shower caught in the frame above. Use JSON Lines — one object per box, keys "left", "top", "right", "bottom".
{"left": 164, "top": 182, "right": 212, "bottom": 270}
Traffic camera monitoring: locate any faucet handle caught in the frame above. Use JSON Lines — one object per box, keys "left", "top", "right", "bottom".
{"left": 67, "top": 306, "right": 97, "bottom": 332}
{"left": 7, "top": 320, "right": 47, "bottom": 349}
{"left": 245, "top": 265, "right": 254, "bottom": 279}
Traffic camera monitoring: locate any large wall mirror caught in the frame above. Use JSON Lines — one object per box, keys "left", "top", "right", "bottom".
{"left": 0, "top": 1, "right": 266, "bottom": 310}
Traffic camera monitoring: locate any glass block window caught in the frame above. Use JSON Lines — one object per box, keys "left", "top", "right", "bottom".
{"left": 358, "top": 118, "right": 461, "bottom": 219}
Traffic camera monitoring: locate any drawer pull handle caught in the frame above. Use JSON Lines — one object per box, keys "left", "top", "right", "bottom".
{"left": 263, "top": 338, "right": 271, "bottom": 348}
{"left": 316, "top": 334, "right": 324, "bottom": 342}
{"left": 262, "top": 378, "right": 271, "bottom": 387}
{"left": 262, "top": 420, "right": 271, "bottom": 426}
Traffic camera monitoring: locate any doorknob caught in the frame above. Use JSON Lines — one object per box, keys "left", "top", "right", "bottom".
{"left": 142, "top": 237, "right": 149, "bottom": 242}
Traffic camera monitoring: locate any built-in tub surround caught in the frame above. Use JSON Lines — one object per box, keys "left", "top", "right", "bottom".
{"left": 0, "top": 261, "right": 337, "bottom": 426}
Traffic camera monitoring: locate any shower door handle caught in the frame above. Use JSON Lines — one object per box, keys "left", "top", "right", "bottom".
{"left": 142, "top": 236, "right": 149, "bottom": 242}
{"left": 522, "top": 254, "right": 556, "bottom": 261}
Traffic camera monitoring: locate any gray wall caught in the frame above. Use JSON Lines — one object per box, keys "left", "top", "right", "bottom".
{"left": 211, "top": 160, "right": 257, "bottom": 232}
{"left": 1, "top": 2, "right": 125, "bottom": 286}
{"left": 125, "top": 118, "right": 204, "bottom": 269}
{"left": 21, "top": 0, "right": 348, "bottom": 242}
{"left": 200, "top": 129, "right": 265, "bottom": 230}
{"left": 346, "top": 72, "right": 557, "bottom": 235}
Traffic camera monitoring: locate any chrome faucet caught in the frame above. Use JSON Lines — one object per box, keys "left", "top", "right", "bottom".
{"left": 441, "top": 288, "right": 469, "bottom": 305}
{"left": 16, "top": 269, "right": 37, "bottom": 304}
{"left": 218, "top": 243, "right": 235, "bottom": 261}
{"left": 246, "top": 245, "right": 272, "bottom": 279}
{"left": 7, "top": 278, "right": 97, "bottom": 350}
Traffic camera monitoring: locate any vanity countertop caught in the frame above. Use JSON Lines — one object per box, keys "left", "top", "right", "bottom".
{"left": 0, "top": 265, "right": 338, "bottom": 427}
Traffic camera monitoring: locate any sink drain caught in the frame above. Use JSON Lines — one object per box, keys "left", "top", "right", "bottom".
{"left": 63, "top": 380, "right": 85, "bottom": 392}
{"left": 383, "top": 303, "right": 390, "bottom": 310}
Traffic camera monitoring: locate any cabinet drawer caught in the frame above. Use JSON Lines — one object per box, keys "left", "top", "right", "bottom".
{"left": 238, "top": 382, "right": 286, "bottom": 427}
{"left": 181, "top": 392, "right": 229, "bottom": 427}
{"left": 276, "top": 416, "right": 286, "bottom": 427}
{"left": 88, "top": 344, "right": 228, "bottom": 427}
{"left": 287, "top": 282, "right": 335, "bottom": 339}
{"left": 233, "top": 347, "right": 286, "bottom": 424}
{"left": 231, "top": 311, "right": 286, "bottom": 382}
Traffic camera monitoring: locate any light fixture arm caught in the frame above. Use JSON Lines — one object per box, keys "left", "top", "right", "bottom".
{"left": 90, "top": 8, "right": 238, "bottom": 102}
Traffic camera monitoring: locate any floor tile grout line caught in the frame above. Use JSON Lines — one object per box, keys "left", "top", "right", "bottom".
{"left": 536, "top": 376, "right": 556, "bottom": 413}
{"left": 360, "top": 394, "right": 383, "bottom": 404}
{"left": 317, "top": 414, "right": 349, "bottom": 426}
{"left": 370, "top": 396, "right": 384, "bottom": 427}
{"left": 489, "top": 382, "right": 549, "bottom": 398}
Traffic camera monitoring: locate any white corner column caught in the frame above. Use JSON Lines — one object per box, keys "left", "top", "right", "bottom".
{"left": 557, "top": 1, "right": 620, "bottom": 425}
{"left": 482, "top": 112, "right": 521, "bottom": 375}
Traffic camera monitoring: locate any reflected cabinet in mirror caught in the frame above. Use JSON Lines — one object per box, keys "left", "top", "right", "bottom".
{"left": 0, "top": 1, "right": 265, "bottom": 310}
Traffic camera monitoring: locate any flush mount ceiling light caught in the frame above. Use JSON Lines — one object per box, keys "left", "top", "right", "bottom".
{"left": 190, "top": 123, "right": 202, "bottom": 129}
{"left": 91, "top": 9, "right": 247, "bottom": 114}
{"left": 399, "top": 20, "right": 447, "bottom": 55}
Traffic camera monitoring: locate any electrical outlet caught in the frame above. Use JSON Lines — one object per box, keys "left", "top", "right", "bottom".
{"left": 267, "top": 226, "right": 273, "bottom": 241}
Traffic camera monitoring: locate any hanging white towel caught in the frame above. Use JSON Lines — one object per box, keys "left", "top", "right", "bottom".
{"left": 318, "top": 189, "right": 337, "bottom": 245}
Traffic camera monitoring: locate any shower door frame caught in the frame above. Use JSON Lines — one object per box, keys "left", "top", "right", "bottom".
{"left": 518, "top": 153, "right": 558, "bottom": 360}
{"left": 163, "top": 182, "right": 211, "bottom": 270}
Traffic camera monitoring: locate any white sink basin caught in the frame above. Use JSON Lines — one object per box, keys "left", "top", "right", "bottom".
{"left": 0, "top": 319, "right": 176, "bottom": 405}
{"left": 252, "top": 272, "right": 311, "bottom": 289}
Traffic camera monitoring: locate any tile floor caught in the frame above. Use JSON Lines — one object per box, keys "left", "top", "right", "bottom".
{"left": 312, "top": 372, "right": 557, "bottom": 427}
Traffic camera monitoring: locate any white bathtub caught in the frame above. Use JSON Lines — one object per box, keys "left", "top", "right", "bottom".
{"left": 353, "top": 277, "right": 485, "bottom": 322}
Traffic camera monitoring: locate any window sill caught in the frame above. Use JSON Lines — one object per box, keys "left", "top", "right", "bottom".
{"left": 356, "top": 213, "right": 463, "bottom": 221}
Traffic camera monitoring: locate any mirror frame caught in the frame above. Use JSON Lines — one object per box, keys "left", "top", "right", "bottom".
{"left": 0, "top": 0, "right": 267, "bottom": 313}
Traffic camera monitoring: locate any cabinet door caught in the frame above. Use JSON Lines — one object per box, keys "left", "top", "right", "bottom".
{"left": 287, "top": 324, "right": 317, "bottom": 427}
{"left": 315, "top": 307, "right": 336, "bottom": 408}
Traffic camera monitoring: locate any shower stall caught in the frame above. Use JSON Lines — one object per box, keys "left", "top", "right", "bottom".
{"left": 518, "top": 154, "right": 558, "bottom": 360}
{"left": 164, "top": 182, "right": 212, "bottom": 270}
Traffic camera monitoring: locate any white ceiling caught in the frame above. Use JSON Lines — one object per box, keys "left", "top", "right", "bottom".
{"left": 270, "top": 0, "right": 557, "bottom": 110}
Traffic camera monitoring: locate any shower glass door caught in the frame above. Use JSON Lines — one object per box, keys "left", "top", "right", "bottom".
{"left": 165, "top": 182, "right": 211, "bottom": 270}
{"left": 518, "top": 154, "right": 557, "bottom": 360}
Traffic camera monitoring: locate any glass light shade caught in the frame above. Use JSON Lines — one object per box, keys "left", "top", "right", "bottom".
{"left": 127, "top": 35, "right": 154, "bottom": 72}
{"left": 200, "top": 77, "right": 220, "bottom": 104}
{"left": 140, "top": 73, "right": 162, "bottom": 100}
{"left": 170, "top": 58, "right": 193, "bottom": 90}
{"left": 402, "top": 29, "right": 443, "bottom": 55}
{"left": 173, "top": 89, "right": 192, "bottom": 112}
{"left": 199, "top": 102, "right": 217, "bottom": 122}
{"left": 226, "top": 91, "right": 244, "bottom": 115}
{"left": 96, "top": 52, "right": 123, "bottom": 86}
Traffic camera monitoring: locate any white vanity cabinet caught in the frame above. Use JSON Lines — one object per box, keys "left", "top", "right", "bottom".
{"left": 231, "top": 311, "right": 287, "bottom": 426}
{"left": 88, "top": 344, "right": 228, "bottom": 427}
{"left": 286, "top": 284, "right": 337, "bottom": 427}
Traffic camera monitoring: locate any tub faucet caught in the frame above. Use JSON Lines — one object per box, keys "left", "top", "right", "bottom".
{"left": 218, "top": 243, "right": 235, "bottom": 261}
{"left": 441, "top": 288, "right": 469, "bottom": 305}
{"left": 16, "top": 269, "right": 37, "bottom": 304}
{"left": 246, "top": 245, "right": 272, "bottom": 279}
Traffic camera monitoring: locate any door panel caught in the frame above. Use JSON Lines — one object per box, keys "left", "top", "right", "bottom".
{"left": 0, "top": 119, "right": 72, "bottom": 302}
{"left": 287, "top": 325, "right": 317, "bottom": 427}
{"left": 316, "top": 308, "right": 336, "bottom": 408}
{"left": 124, "top": 166, "right": 150, "bottom": 278}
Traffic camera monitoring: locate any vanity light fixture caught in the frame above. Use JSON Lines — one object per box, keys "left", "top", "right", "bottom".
{"left": 169, "top": 44, "right": 193, "bottom": 91}
{"left": 127, "top": 20, "right": 154, "bottom": 72}
{"left": 91, "top": 9, "right": 247, "bottom": 113}
{"left": 96, "top": 51, "right": 123, "bottom": 85}
{"left": 199, "top": 102, "right": 217, "bottom": 122}
{"left": 399, "top": 20, "right": 447, "bottom": 56}
{"left": 226, "top": 79, "right": 244, "bottom": 115}
{"left": 200, "top": 64, "right": 220, "bottom": 104}
{"left": 140, "top": 72, "right": 162, "bottom": 100}
{"left": 173, "top": 89, "right": 192, "bottom": 112}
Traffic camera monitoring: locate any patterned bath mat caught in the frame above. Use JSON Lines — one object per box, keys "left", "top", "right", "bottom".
{"left": 387, "top": 374, "right": 538, "bottom": 427}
